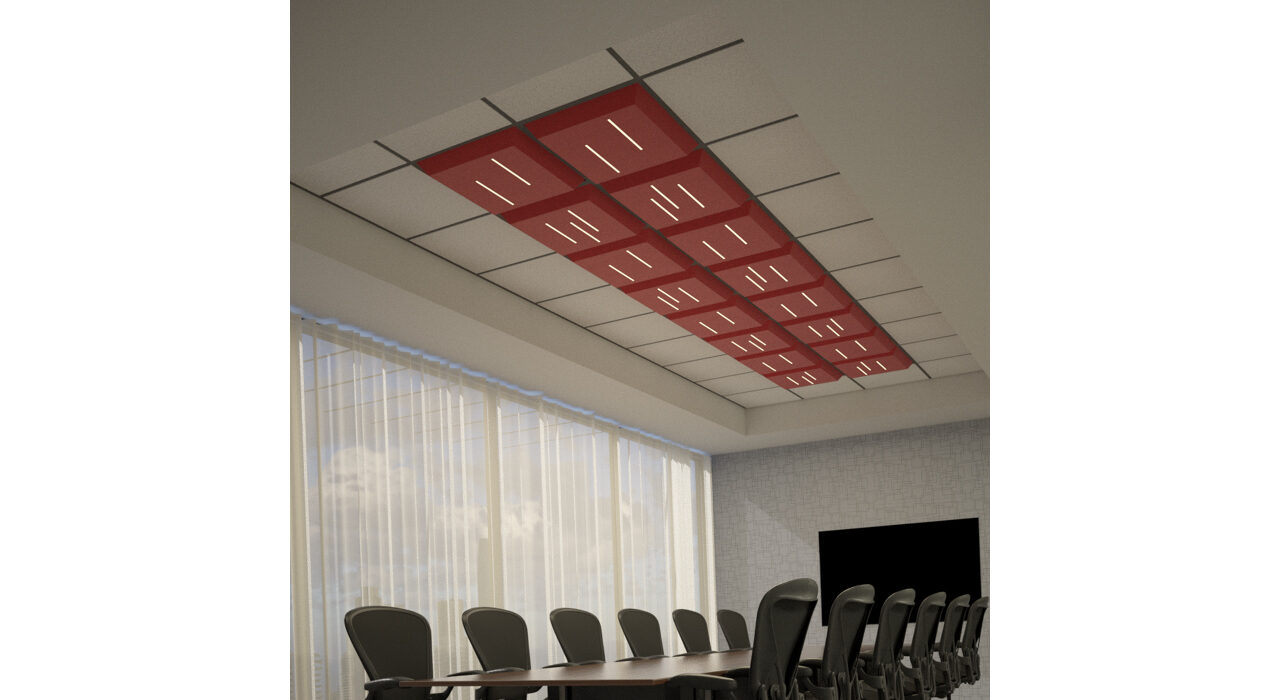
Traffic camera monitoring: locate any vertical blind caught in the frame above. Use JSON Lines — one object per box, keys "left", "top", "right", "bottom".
{"left": 291, "top": 315, "right": 716, "bottom": 700}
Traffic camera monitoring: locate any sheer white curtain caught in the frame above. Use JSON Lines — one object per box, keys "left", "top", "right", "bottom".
{"left": 291, "top": 315, "right": 716, "bottom": 700}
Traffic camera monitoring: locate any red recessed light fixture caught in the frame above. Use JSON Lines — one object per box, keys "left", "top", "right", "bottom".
{"left": 712, "top": 243, "right": 826, "bottom": 299}
{"left": 707, "top": 326, "right": 794, "bottom": 358}
{"left": 767, "top": 364, "right": 843, "bottom": 389}
{"left": 739, "top": 346, "right": 824, "bottom": 377}
{"left": 606, "top": 150, "right": 750, "bottom": 230}
{"left": 810, "top": 327, "right": 898, "bottom": 364}
{"left": 503, "top": 186, "right": 646, "bottom": 256}
{"left": 626, "top": 267, "right": 734, "bottom": 316}
{"left": 663, "top": 201, "right": 791, "bottom": 266}
{"left": 572, "top": 228, "right": 692, "bottom": 287}
{"left": 754, "top": 276, "right": 851, "bottom": 322}
{"left": 417, "top": 128, "right": 581, "bottom": 215}
{"left": 835, "top": 346, "right": 913, "bottom": 378}
{"left": 781, "top": 304, "right": 878, "bottom": 346}
{"left": 668, "top": 297, "right": 767, "bottom": 339}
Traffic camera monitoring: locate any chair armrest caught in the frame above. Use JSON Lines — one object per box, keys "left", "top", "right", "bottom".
{"left": 365, "top": 677, "right": 412, "bottom": 692}
{"left": 544, "top": 662, "right": 578, "bottom": 668}
{"left": 668, "top": 674, "right": 738, "bottom": 692}
{"left": 448, "top": 670, "right": 485, "bottom": 677}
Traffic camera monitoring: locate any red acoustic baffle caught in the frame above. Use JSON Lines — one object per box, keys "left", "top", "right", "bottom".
{"left": 625, "top": 267, "right": 734, "bottom": 316}
{"left": 739, "top": 345, "right": 824, "bottom": 377}
{"left": 663, "top": 201, "right": 791, "bottom": 266}
{"left": 503, "top": 186, "right": 646, "bottom": 257}
{"left": 711, "top": 243, "right": 826, "bottom": 299}
{"left": 810, "top": 327, "right": 898, "bottom": 364}
{"left": 781, "top": 304, "right": 879, "bottom": 347}
{"left": 667, "top": 297, "right": 768, "bottom": 339}
{"left": 706, "top": 326, "right": 794, "bottom": 359}
{"left": 767, "top": 364, "right": 843, "bottom": 389}
{"left": 605, "top": 150, "right": 750, "bottom": 230}
{"left": 417, "top": 128, "right": 582, "bottom": 215}
{"left": 572, "top": 227, "right": 692, "bottom": 288}
{"left": 835, "top": 346, "right": 914, "bottom": 378}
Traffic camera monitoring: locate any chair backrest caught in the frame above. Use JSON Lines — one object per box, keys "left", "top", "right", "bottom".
{"left": 746, "top": 578, "right": 820, "bottom": 695}
{"left": 870, "top": 589, "right": 915, "bottom": 667}
{"left": 673, "top": 608, "right": 712, "bottom": 654}
{"left": 936, "top": 595, "right": 970, "bottom": 654}
{"left": 618, "top": 608, "right": 665, "bottom": 658}
{"left": 717, "top": 609, "right": 751, "bottom": 650}
{"left": 961, "top": 596, "right": 988, "bottom": 650}
{"left": 461, "top": 607, "right": 532, "bottom": 671}
{"left": 908, "top": 592, "right": 947, "bottom": 660}
{"left": 344, "top": 606, "right": 434, "bottom": 691}
{"left": 549, "top": 607, "right": 606, "bottom": 664}
{"left": 817, "top": 584, "right": 875, "bottom": 679}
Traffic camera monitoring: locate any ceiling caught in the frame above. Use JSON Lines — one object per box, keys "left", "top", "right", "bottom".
{"left": 291, "top": 1, "right": 988, "bottom": 454}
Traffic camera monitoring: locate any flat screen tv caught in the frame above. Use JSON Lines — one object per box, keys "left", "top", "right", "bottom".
{"left": 818, "top": 518, "right": 982, "bottom": 625}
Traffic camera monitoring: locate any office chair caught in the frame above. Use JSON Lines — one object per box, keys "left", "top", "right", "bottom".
{"left": 928, "top": 596, "right": 969, "bottom": 700}
{"left": 460, "top": 607, "right": 546, "bottom": 700}
{"left": 857, "top": 588, "right": 915, "bottom": 700}
{"left": 898, "top": 592, "right": 946, "bottom": 700}
{"left": 618, "top": 608, "right": 666, "bottom": 659}
{"left": 666, "top": 578, "right": 820, "bottom": 700}
{"left": 549, "top": 608, "right": 607, "bottom": 664}
{"left": 956, "top": 597, "right": 988, "bottom": 685}
{"left": 797, "top": 584, "right": 875, "bottom": 700}
{"left": 344, "top": 606, "right": 479, "bottom": 700}
{"left": 717, "top": 609, "right": 751, "bottom": 651}
{"left": 673, "top": 608, "right": 714, "bottom": 655}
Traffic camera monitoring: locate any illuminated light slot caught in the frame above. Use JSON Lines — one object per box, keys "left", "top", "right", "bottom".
{"left": 827, "top": 324, "right": 841, "bottom": 336}
{"left": 854, "top": 340, "right": 867, "bottom": 352}
{"left": 860, "top": 361, "right": 872, "bottom": 372}
{"left": 650, "top": 197, "right": 679, "bottom": 222}
{"left": 475, "top": 180, "right": 514, "bottom": 206}
{"left": 746, "top": 266, "right": 768, "bottom": 284}
{"left": 804, "top": 371, "right": 817, "bottom": 381}
{"left": 807, "top": 324, "right": 824, "bottom": 338}
{"left": 779, "top": 354, "right": 794, "bottom": 365}
{"left": 745, "top": 275, "right": 765, "bottom": 292}
{"left": 835, "top": 348, "right": 848, "bottom": 360}
{"left": 608, "top": 264, "right": 634, "bottom": 283}
{"left": 856, "top": 366, "right": 869, "bottom": 376}
{"left": 698, "top": 321, "right": 718, "bottom": 335}
{"left": 769, "top": 265, "right": 789, "bottom": 282}
{"left": 626, "top": 250, "right": 653, "bottom": 268}
{"left": 731, "top": 341, "right": 748, "bottom": 353}
{"left": 828, "top": 317, "right": 844, "bottom": 331}
{"left": 702, "top": 240, "right": 726, "bottom": 260}
{"left": 715, "top": 310, "right": 736, "bottom": 325}
{"left": 584, "top": 144, "right": 619, "bottom": 173}
{"left": 762, "top": 362, "right": 777, "bottom": 372}
{"left": 608, "top": 118, "right": 643, "bottom": 150}
{"left": 677, "top": 287, "right": 699, "bottom": 302}
{"left": 567, "top": 209, "right": 599, "bottom": 232}
{"left": 657, "top": 288, "right": 681, "bottom": 305}
{"left": 490, "top": 158, "right": 530, "bottom": 186}
{"left": 650, "top": 185, "right": 680, "bottom": 209}
{"left": 748, "top": 338, "right": 766, "bottom": 351}
{"left": 803, "top": 376, "right": 815, "bottom": 385}
{"left": 677, "top": 183, "right": 705, "bottom": 208}
{"left": 801, "top": 292, "right": 818, "bottom": 307}
{"left": 749, "top": 333, "right": 766, "bottom": 347}
{"left": 779, "top": 303, "right": 797, "bottom": 318}
{"left": 788, "top": 377, "right": 800, "bottom": 386}
{"left": 876, "top": 360, "right": 887, "bottom": 371}
{"left": 657, "top": 296, "right": 679, "bottom": 311}
{"left": 569, "top": 221, "right": 600, "bottom": 243}
{"left": 725, "top": 224, "right": 748, "bottom": 245}
{"left": 546, "top": 223, "right": 576, "bottom": 244}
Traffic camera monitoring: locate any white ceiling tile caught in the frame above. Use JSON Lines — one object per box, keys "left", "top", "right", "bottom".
{"left": 698, "top": 372, "right": 775, "bottom": 395}
{"left": 919, "top": 355, "right": 983, "bottom": 378}
{"left": 589, "top": 313, "right": 690, "bottom": 348}
{"left": 790, "top": 376, "right": 863, "bottom": 399}
{"left": 481, "top": 254, "right": 605, "bottom": 303}
{"left": 667, "top": 354, "right": 751, "bottom": 382}
{"left": 327, "top": 167, "right": 485, "bottom": 237}
{"left": 832, "top": 258, "right": 921, "bottom": 299}
{"left": 854, "top": 365, "right": 929, "bottom": 389}
{"left": 412, "top": 216, "right": 553, "bottom": 273}
{"left": 292, "top": 142, "right": 404, "bottom": 195}
{"left": 758, "top": 176, "right": 872, "bottom": 236}
{"left": 880, "top": 314, "right": 955, "bottom": 345}
{"left": 540, "top": 285, "right": 651, "bottom": 327}
{"left": 488, "top": 51, "right": 632, "bottom": 121}
{"left": 798, "top": 220, "right": 900, "bottom": 272}
{"left": 632, "top": 335, "right": 723, "bottom": 366}
{"left": 902, "top": 335, "right": 969, "bottom": 363}
{"left": 379, "top": 101, "right": 512, "bottom": 161}
{"left": 859, "top": 288, "right": 939, "bottom": 324}
{"left": 644, "top": 44, "right": 793, "bottom": 142}
{"left": 708, "top": 118, "right": 835, "bottom": 194}
{"left": 611, "top": 6, "right": 741, "bottom": 76}
{"left": 726, "top": 386, "right": 801, "bottom": 408}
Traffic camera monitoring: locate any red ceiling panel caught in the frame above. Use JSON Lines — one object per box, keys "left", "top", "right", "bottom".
{"left": 503, "top": 186, "right": 645, "bottom": 256}
{"left": 781, "top": 304, "right": 878, "bottom": 345}
{"left": 573, "top": 229, "right": 691, "bottom": 287}
{"left": 605, "top": 151, "right": 750, "bottom": 230}
{"left": 835, "top": 346, "right": 913, "bottom": 378}
{"left": 767, "top": 364, "right": 843, "bottom": 389}
{"left": 711, "top": 243, "right": 826, "bottom": 299}
{"left": 739, "top": 346, "right": 824, "bottom": 376}
{"left": 626, "top": 267, "right": 734, "bottom": 316}
{"left": 527, "top": 84, "right": 698, "bottom": 183}
{"left": 663, "top": 202, "right": 791, "bottom": 267}
{"left": 706, "top": 326, "right": 794, "bottom": 358}
{"left": 753, "top": 276, "right": 851, "bottom": 322}
{"left": 668, "top": 297, "right": 767, "bottom": 339}
{"left": 417, "top": 128, "right": 582, "bottom": 215}
{"left": 810, "top": 327, "right": 897, "bottom": 364}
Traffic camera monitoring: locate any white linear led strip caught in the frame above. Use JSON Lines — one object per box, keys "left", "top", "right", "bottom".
{"left": 608, "top": 264, "right": 634, "bottom": 283}
{"left": 546, "top": 223, "right": 575, "bottom": 244}
{"left": 475, "top": 180, "right": 513, "bottom": 206}
{"left": 650, "top": 185, "right": 680, "bottom": 209}
{"left": 650, "top": 198, "right": 679, "bottom": 222}
{"left": 585, "top": 144, "right": 619, "bottom": 173}
{"left": 677, "top": 183, "right": 704, "bottom": 208}
{"left": 698, "top": 321, "right": 717, "bottom": 335}
{"left": 715, "top": 311, "right": 735, "bottom": 325}
{"left": 569, "top": 221, "right": 600, "bottom": 243}
{"left": 835, "top": 348, "right": 848, "bottom": 360}
{"left": 657, "top": 288, "right": 681, "bottom": 305}
{"left": 750, "top": 333, "right": 766, "bottom": 347}
{"left": 745, "top": 275, "right": 764, "bottom": 292}
{"left": 725, "top": 224, "right": 748, "bottom": 245}
{"left": 762, "top": 362, "right": 776, "bottom": 372}
{"left": 608, "top": 118, "right": 643, "bottom": 150}
{"left": 779, "top": 303, "right": 797, "bottom": 318}
{"left": 807, "top": 324, "right": 823, "bottom": 339}
{"left": 748, "top": 338, "right": 765, "bottom": 351}
{"left": 801, "top": 292, "right": 818, "bottom": 307}
{"left": 876, "top": 360, "right": 887, "bottom": 371}
{"left": 854, "top": 340, "right": 867, "bottom": 352}
{"left": 779, "top": 354, "right": 794, "bottom": 365}
{"left": 657, "top": 296, "right": 679, "bottom": 311}
{"left": 490, "top": 158, "right": 530, "bottom": 186}
{"left": 788, "top": 377, "right": 800, "bottom": 386}
{"left": 769, "top": 265, "right": 788, "bottom": 282}
{"left": 626, "top": 250, "right": 652, "bottom": 268}
{"left": 746, "top": 266, "right": 768, "bottom": 284}
{"left": 678, "top": 287, "right": 699, "bottom": 302}
{"left": 567, "top": 210, "right": 599, "bottom": 232}
{"left": 731, "top": 341, "right": 748, "bottom": 353}
{"left": 702, "top": 241, "right": 725, "bottom": 260}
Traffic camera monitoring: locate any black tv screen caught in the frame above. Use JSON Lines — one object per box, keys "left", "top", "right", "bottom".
{"left": 818, "top": 518, "right": 982, "bottom": 624}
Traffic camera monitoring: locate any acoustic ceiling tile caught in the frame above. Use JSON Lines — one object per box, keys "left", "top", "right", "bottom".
{"left": 758, "top": 176, "right": 872, "bottom": 236}
{"left": 790, "top": 376, "right": 863, "bottom": 399}
{"left": 880, "top": 313, "right": 955, "bottom": 345}
{"left": 644, "top": 44, "right": 793, "bottom": 143}
{"left": 919, "top": 354, "right": 984, "bottom": 378}
{"left": 832, "top": 257, "right": 922, "bottom": 300}
{"left": 666, "top": 354, "right": 751, "bottom": 382}
{"left": 611, "top": 6, "right": 740, "bottom": 76}
{"left": 902, "top": 335, "right": 970, "bottom": 363}
{"left": 708, "top": 118, "right": 836, "bottom": 195}
{"left": 631, "top": 334, "right": 724, "bottom": 366}
{"left": 798, "top": 220, "right": 900, "bottom": 271}
{"left": 488, "top": 51, "right": 632, "bottom": 121}
{"left": 292, "top": 142, "right": 404, "bottom": 195}
{"left": 858, "top": 288, "right": 939, "bottom": 324}
{"left": 590, "top": 313, "right": 690, "bottom": 348}
{"left": 853, "top": 364, "right": 929, "bottom": 389}
{"left": 699, "top": 371, "right": 776, "bottom": 396}
{"left": 480, "top": 254, "right": 605, "bottom": 302}
{"left": 539, "top": 285, "right": 651, "bottom": 327}
{"left": 379, "top": 101, "right": 512, "bottom": 161}
{"left": 412, "top": 216, "right": 552, "bottom": 273}
{"left": 327, "top": 167, "right": 485, "bottom": 237}
{"left": 725, "top": 386, "right": 801, "bottom": 408}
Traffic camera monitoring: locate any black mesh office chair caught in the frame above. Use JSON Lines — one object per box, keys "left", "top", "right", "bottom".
{"left": 460, "top": 607, "right": 545, "bottom": 700}
{"left": 549, "top": 608, "right": 607, "bottom": 664}
{"left": 717, "top": 609, "right": 751, "bottom": 651}
{"left": 344, "top": 606, "right": 478, "bottom": 700}
{"left": 618, "top": 608, "right": 665, "bottom": 659}
{"left": 666, "top": 578, "right": 820, "bottom": 700}
{"left": 928, "top": 596, "right": 969, "bottom": 700}
{"left": 798, "top": 584, "right": 875, "bottom": 700}
{"left": 858, "top": 588, "right": 915, "bottom": 700}
{"left": 673, "top": 608, "right": 714, "bottom": 655}
{"left": 898, "top": 592, "right": 946, "bottom": 700}
{"left": 956, "top": 597, "right": 988, "bottom": 685}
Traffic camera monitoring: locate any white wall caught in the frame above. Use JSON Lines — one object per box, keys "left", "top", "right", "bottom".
{"left": 711, "top": 418, "right": 989, "bottom": 699}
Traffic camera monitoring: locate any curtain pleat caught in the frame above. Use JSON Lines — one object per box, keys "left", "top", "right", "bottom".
{"left": 290, "top": 315, "right": 715, "bottom": 700}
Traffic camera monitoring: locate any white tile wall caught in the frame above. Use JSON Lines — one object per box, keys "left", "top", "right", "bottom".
{"left": 711, "top": 419, "right": 990, "bottom": 700}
